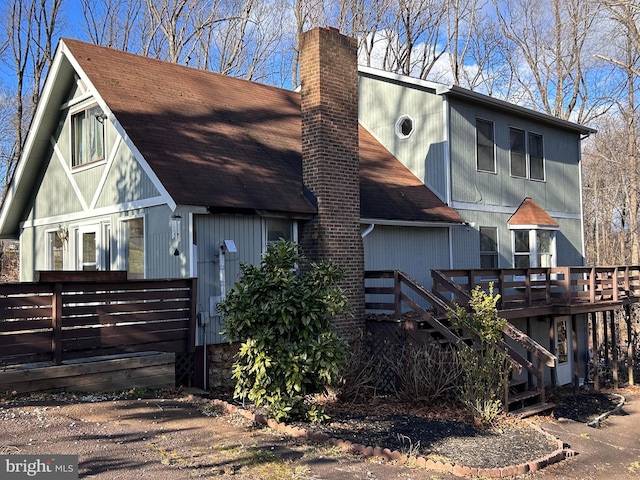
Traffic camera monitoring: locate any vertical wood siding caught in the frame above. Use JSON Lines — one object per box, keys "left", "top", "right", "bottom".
{"left": 194, "top": 214, "right": 264, "bottom": 345}
{"left": 358, "top": 74, "right": 447, "bottom": 198}
{"left": 363, "top": 225, "right": 450, "bottom": 293}
{"left": 448, "top": 99, "right": 581, "bottom": 214}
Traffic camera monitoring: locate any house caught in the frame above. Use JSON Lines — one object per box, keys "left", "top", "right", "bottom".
{"left": 1, "top": 27, "right": 617, "bottom": 395}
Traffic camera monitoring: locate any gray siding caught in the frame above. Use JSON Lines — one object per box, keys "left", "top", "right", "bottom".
{"left": 363, "top": 225, "right": 450, "bottom": 291}
{"left": 95, "top": 141, "right": 160, "bottom": 208}
{"left": 194, "top": 214, "right": 264, "bottom": 345}
{"left": 450, "top": 224, "right": 480, "bottom": 269}
{"left": 448, "top": 99, "right": 582, "bottom": 213}
{"left": 358, "top": 74, "right": 447, "bottom": 198}
{"left": 146, "top": 205, "right": 187, "bottom": 279}
{"left": 451, "top": 211, "right": 584, "bottom": 268}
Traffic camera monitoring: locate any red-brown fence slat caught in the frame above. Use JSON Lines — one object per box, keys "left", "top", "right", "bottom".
{"left": 0, "top": 318, "right": 52, "bottom": 332}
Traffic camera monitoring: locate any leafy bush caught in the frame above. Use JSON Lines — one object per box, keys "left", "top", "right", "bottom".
{"left": 449, "top": 285, "right": 510, "bottom": 424}
{"left": 218, "top": 240, "right": 348, "bottom": 422}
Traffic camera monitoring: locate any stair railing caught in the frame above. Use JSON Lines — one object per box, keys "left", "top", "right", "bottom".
{"left": 365, "top": 270, "right": 555, "bottom": 408}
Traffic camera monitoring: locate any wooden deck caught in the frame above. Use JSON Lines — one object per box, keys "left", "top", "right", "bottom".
{"left": 431, "top": 266, "right": 640, "bottom": 318}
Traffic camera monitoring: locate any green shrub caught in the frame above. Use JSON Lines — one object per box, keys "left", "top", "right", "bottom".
{"left": 218, "top": 240, "right": 348, "bottom": 422}
{"left": 449, "top": 285, "right": 510, "bottom": 424}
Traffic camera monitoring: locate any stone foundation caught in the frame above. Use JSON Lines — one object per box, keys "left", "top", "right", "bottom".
{"left": 207, "top": 342, "right": 239, "bottom": 390}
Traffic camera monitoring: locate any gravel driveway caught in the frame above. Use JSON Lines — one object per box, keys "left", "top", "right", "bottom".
{"left": 1, "top": 389, "right": 638, "bottom": 479}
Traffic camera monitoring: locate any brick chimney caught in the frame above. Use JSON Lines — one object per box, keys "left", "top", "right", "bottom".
{"left": 298, "top": 27, "right": 365, "bottom": 335}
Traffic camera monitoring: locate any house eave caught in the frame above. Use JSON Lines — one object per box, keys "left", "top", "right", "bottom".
{"left": 358, "top": 66, "right": 596, "bottom": 135}
{"left": 360, "top": 218, "right": 464, "bottom": 228}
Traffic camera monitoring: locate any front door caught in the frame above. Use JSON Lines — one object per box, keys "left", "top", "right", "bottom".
{"left": 554, "top": 317, "right": 573, "bottom": 385}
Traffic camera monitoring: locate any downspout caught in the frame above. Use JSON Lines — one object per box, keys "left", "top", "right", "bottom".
{"left": 361, "top": 223, "right": 375, "bottom": 238}
{"left": 443, "top": 95, "right": 452, "bottom": 206}
{"left": 578, "top": 132, "right": 591, "bottom": 266}
{"left": 443, "top": 95, "right": 454, "bottom": 269}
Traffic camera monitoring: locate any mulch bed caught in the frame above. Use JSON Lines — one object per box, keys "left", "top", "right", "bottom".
{"left": 550, "top": 389, "right": 621, "bottom": 423}
{"left": 232, "top": 389, "right": 623, "bottom": 470}
{"left": 302, "top": 407, "right": 556, "bottom": 469}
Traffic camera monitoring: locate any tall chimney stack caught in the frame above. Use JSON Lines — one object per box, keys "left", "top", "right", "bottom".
{"left": 299, "top": 27, "right": 365, "bottom": 334}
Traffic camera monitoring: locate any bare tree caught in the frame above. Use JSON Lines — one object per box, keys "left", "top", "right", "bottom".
{"left": 446, "top": 0, "right": 478, "bottom": 86}
{"left": 493, "top": 0, "right": 607, "bottom": 123}
{"left": 583, "top": 117, "right": 632, "bottom": 265}
{"left": 1, "top": 0, "right": 62, "bottom": 189}
{"left": 590, "top": 0, "right": 640, "bottom": 264}
{"left": 376, "top": 0, "right": 448, "bottom": 78}
{"left": 79, "top": 0, "right": 143, "bottom": 51}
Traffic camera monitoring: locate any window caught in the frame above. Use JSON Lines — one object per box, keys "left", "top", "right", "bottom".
{"left": 47, "top": 231, "right": 64, "bottom": 270}
{"left": 513, "top": 230, "right": 530, "bottom": 268}
{"left": 512, "top": 229, "right": 556, "bottom": 268}
{"left": 476, "top": 119, "right": 495, "bottom": 172}
{"left": 122, "top": 217, "right": 144, "bottom": 279}
{"left": 479, "top": 227, "right": 498, "bottom": 268}
{"left": 510, "top": 127, "right": 545, "bottom": 180}
{"left": 529, "top": 132, "right": 544, "bottom": 180}
{"left": 510, "top": 127, "right": 527, "bottom": 177}
{"left": 72, "top": 105, "right": 105, "bottom": 167}
{"left": 395, "top": 115, "right": 414, "bottom": 138}
{"left": 537, "top": 229, "right": 553, "bottom": 267}
{"left": 266, "top": 218, "right": 295, "bottom": 245}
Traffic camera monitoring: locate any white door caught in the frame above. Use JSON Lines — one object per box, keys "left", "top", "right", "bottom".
{"left": 554, "top": 317, "right": 573, "bottom": 385}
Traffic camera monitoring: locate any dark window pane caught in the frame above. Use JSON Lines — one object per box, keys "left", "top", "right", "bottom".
{"left": 510, "top": 128, "right": 526, "bottom": 177}
{"left": 476, "top": 119, "right": 495, "bottom": 172}
{"left": 529, "top": 133, "right": 544, "bottom": 180}
{"left": 514, "top": 255, "right": 530, "bottom": 268}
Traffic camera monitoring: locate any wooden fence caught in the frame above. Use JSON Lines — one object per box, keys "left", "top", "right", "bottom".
{"left": 0, "top": 273, "right": 196, "bottom": 367}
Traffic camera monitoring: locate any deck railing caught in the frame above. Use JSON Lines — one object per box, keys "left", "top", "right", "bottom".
{"left": 431, "top": 266, "right": 640, "bottom": 311}
{"left": 365, "top": 270, "right": 555, "bottom": 406}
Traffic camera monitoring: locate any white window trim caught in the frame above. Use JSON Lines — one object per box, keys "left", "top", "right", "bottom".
{"left": 510, "top": 226, "right": 557, "bottom": 268}
{"left": 263, "top": 217, "right": 298, "bottom": 253}
{"left": 476, "top": 118, "right": 496, "bottom": 174}
{"left": 69, "top": 102, "right": 107, "bottom": 171}
{"left": 395, "top": 114, "right": 415, "bottom": 139}
{"left": 508, "top": 126, "right": 546, "bottom": 182}
{"left": 45, "top": 227, "right": 65, "bottom": 270}
{"left": 118, "top": 214, "right": 146, "bottom": 278}
{"left": 479, "top": 226, "right": 499, "bottom": 269}
{"left": 75, "top": 223, "right": 103, "bottom": 271}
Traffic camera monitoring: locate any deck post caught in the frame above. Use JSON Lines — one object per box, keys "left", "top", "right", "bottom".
{"left": 611, "top": 310, "right": 618, "bottom": 389}
{"left": 394, "top": 270, "right": 402, "bottom": 319}
{"left": 591, "top": 312, "right": 600, "bottom": 392}
{"left": 526, "top": 317, "right": 533, "bottom": 388}
{"left": 52, "top": 282, "right": 63, "bottom": 365}
{"left": 539, "top": 356, "right": 545, "bottom": 404}
{"left": 603, "top": 311, "right": 609, "bottom": 375}
{"left": 626, "top": 304, "right": 634, "bottom": 386}
{"left": 572, "top": 315, "right": 579, "bottom": 392}
{"left": 549, "top": 317, "right": 557, "bottom": 386}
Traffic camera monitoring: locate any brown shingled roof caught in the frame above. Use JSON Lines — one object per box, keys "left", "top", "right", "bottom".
{"left": 508, "top": 197, "right": 559, "bottom": 227}
{"left": 63, "top": 39, "right": 462, "bottom": 224}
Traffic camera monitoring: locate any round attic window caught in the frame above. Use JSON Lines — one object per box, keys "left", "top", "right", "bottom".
{"left": 395, "top": 115, "right": 414, "bottom": 139}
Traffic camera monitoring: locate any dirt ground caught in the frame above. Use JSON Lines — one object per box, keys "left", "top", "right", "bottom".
{"left": 0, "top": 389, "right": 639, "bottom": 479}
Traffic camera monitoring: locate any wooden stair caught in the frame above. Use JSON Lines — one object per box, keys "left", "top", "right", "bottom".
{"left": 507, "top": 379, "right": 555, "bottom": 417}
{"left": 364, "top": 270, "right": 557, "bottom": 417}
